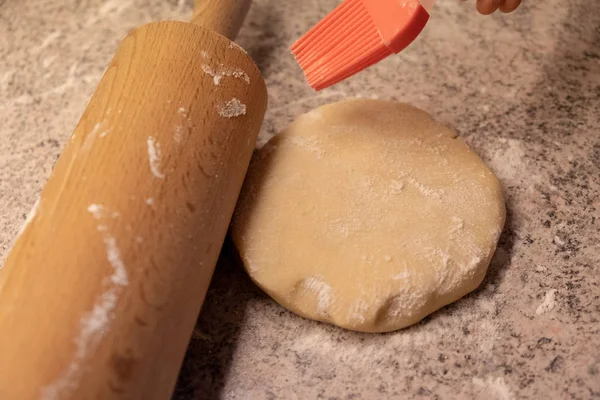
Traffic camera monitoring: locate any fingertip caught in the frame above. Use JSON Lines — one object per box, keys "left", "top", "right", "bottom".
{"left": 499, "top": 0, "right": 521, "bottom": 13}
{"left": 476, "top": 0, "right": 500, "bottom": 15}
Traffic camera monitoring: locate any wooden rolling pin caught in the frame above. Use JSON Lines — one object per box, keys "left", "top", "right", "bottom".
{"left": 0, "top": 0, "right": 267, "bottom": 399}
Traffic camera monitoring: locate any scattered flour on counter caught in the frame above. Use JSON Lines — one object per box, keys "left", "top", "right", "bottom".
{"left": 41, "top": 204, "right": 129, "bottom": 400}
{"left": 201, "top": 64, "right": 250, "bottom": 86}
{"left": 473, "top": 376, "right": 514, "bottom": 400}
{"left": 218, "top": 98, "right": 246, "bottom": 118}
{"left": 536, "top": 289, "right": 557, "bottom": 315}
{"left": 147, "top": 136, "right": 165, "bottom": 179}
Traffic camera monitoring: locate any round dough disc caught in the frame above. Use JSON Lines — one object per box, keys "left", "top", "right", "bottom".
{"left": 231, "top": 99, "right": 505, "bottom": 333}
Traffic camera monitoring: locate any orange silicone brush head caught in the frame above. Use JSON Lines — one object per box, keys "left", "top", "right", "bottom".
{"left": 291, "top": 0, "right": 433, "bottom": 91}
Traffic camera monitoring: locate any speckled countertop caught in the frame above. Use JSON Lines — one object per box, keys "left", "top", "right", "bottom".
{"left": 1, "top": 0, "right": 599, "bottom": 399}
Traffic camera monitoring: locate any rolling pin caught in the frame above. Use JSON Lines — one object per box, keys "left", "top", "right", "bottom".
{"left": 0, "top": 0, "right": 267, "bottom": 398}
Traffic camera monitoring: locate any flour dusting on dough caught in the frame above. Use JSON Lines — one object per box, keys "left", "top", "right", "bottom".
{"left": 349, "top": 300, "right": 368, "bottom": 324}
{"left": 389, "top": 180, "right": 404, "bottom": 194}
{"left": 407, "top": 176, "right": 445, "bottom": 199}
{"left": 289, "top": 136, "right": 325, "bottom": 158}
{"left": 392, "top": 271, "right": 411, "bottom": 280}
{"left": 302, "top": 277, "right": 333, "bottom": 315}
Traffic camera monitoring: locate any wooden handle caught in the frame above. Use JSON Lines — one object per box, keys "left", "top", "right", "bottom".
{"left": 0, "top": 19, "right": 266, "bottom": 400}
{"left": 192, "top": 0, "right": 252, "bottom": 39}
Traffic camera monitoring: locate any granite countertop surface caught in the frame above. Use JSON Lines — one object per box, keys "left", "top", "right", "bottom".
{"left": 1, "top": 0, "right": 599, "bottom": 399}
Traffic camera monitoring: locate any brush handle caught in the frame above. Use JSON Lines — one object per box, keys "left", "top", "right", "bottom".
{"left": 0, "top": 1, "right": 266, "bottom": 399}
{"left": 192, "top": 0, "right": 253, "bottom": 39}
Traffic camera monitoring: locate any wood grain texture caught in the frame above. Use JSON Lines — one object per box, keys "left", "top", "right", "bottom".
{"left": 192, "top": 0, "right": 253, "bottom": 39}
{"left": 0, "top": 19, "right": 266, "bottom": 400}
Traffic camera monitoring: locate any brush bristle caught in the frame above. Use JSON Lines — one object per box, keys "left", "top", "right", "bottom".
{"left": 291, "top": 0, "right": 392, "bottom": 91}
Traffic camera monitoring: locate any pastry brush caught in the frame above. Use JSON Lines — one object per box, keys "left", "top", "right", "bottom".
{"left": 291, "top": 0, "right": 435, "bottom": 90}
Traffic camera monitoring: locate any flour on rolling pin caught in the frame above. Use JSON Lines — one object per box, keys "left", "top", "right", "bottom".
{"left": 174, "top": 107, "right": 193, "bottom": 144}
{"left": 146, "top": 136, "right": 165, "bottom": 179}
{"left": 16, "top": 197, "right": 41, "bottom": 236}
{"left": 200, "top": 50, "right": 250, "bottom": 86}
{"left": 41, "top": 204, "right": 128, "bottom": 400}
{"left": 217, "top": 98, "right": 246, "bottom": 118}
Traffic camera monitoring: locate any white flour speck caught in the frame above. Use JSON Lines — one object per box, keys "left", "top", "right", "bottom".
{"left": 145, "top": 198, "right": 153, "bottom": 206}
{"left": 41, "top": 290, "right": 118, "bottom": 400}
{"left": 392, "top": 271, "right": 411, "bottom": 280}
{"left": 102, "top": 236, "right": 128, "bottom": 286}
{"left": 147, "top": 136, "right": 165, "bottom": 179}
{"left": 90, "top": 123, "right": 101, "bottom": 136}
{"left": 17, "top": 197, "right": 41, "bottom": 235}
{"left": 97, "top": 224, "right": 108, "bottom": 232}
{"left": 389, "top": 180, "right": 404, "bottom": 194}
{"left": 174, "top": 125, "right": 184, "bottom": 143}
{"left": 472, "top": 376, "right": 514, "bottom": 400}
{"left": 81, "top": 123, "right": 102, "bottom": 152}
{"left": 87, "top": 204, "right": 104, "bottom": 219}
{"left": 217, "top": 98, "right": 246, "bottom": 118}
{"left": 201, "top": 64, "right": 250, "bottom": 86}
{"left": 536, "top": 289, "right": 557, "bottom": 315}
{"left": 407, "top": 176, "right": 445, "bottom": 199}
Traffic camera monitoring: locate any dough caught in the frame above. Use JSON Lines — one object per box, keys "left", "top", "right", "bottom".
{"left": 231, "top": 99, "right": 505, "bottom": 333}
